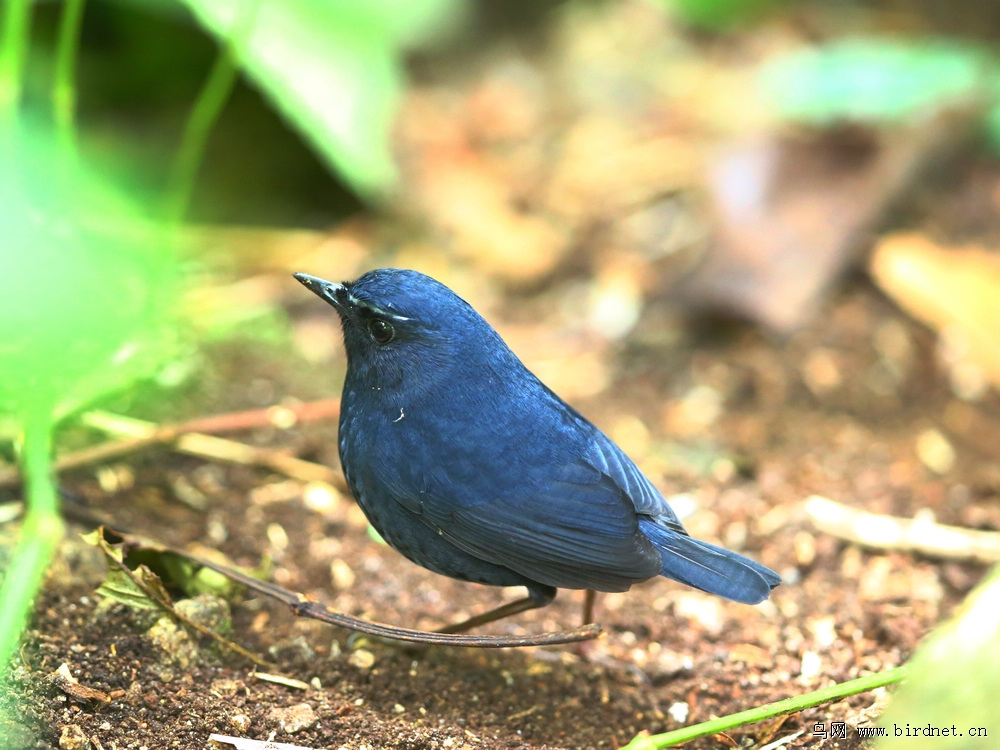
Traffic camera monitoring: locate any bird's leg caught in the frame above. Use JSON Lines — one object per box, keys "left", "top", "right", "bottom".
{"left": 582, "top": 589, "right": 596, "bottom": 626}
{"left": 435, "top": 584, "right": 556, "bottom": 634}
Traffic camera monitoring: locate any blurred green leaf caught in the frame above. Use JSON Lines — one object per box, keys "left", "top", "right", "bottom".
{"left": 877, "top": 565, "right": 999, "bottom": 748}
{"left": 192, "top": 302, "right": 291, "bottom": 345}
{"left": 343, "top": 0, "right": 465, "bottom": 46}
{"left": 0, "top": 126, "right": 180, "bottom": 437}
{"left": 760, "top": 38, "right": 989, "bottom": 125}
{"left": 187, "top": 565, "right": 239, "bottom": 598}
{"left": 661, "top": 0, "right": 783, "bottom": 31}
{"left": 177, "top": 0, "right": 465, "bottom": 199}
{"left": 96, "top": 565, "right": 171, "bottom": 612}
{"left": 157, "top": 552, "right": 241, "bottom": 599}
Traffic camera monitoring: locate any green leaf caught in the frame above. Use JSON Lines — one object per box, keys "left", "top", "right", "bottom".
{"left": 661, "top": 0, "right": 782, "bottom": 31}
{"left": 96, "top": 564, "right": 171, "bottom": 612}
{"left": 0, "top": 119, "right": 179, "bottom": 672}
{"left": 177, "top": 0, "right": 465, "bottom": 199}
{"left": 0, "top": 126, "right": 179, "bottom": 437}
{"left": 83, "top": 529, "right": 169, "bottom": 610}
{"left": 760, "top": 38, "right": 989, "bottom": 125}
{"left": 159, "top": 553, "right": 240, "bottom": 599}
{"left": 877, "top": 565, "right": 1000, "bottom": 749}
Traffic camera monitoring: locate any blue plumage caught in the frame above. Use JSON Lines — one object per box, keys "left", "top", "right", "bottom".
{"left": 294, "top": 268, "right": 780, "bottom": 629}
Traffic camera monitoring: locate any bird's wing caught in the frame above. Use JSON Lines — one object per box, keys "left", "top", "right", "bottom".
{"left": 583, "top": 433, "right": 688, "bottom": 534}
{"left": 411, "top": 454, "right": 663, "bottom": 592}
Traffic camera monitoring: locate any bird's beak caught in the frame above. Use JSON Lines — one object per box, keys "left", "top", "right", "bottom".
{"left": 293, "top": 272, "right": 348, "bottom": 308}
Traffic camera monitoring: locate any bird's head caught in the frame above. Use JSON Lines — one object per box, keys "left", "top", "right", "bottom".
{"left": 293, "top": 268, "right": 508, "bottom": 390}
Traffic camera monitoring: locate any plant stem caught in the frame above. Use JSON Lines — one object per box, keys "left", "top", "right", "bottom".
{"left": 53, "top": 0, "right": 86, "bottom": 154}
{"left": 620, "top": 665, "right": 909, "bottom": 749}
{"left": 164, "top": 1, "right": 260, "bottom": 225}
{"left": 0, "top": 0, "right": 34, "bottom": 128}
{"left": 0, "top": 410, "right": 65, "bottom": 674}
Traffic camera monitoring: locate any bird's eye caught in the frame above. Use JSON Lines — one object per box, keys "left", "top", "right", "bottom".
{"left": 367, "top": 318, "right": 395, "bottom": 344}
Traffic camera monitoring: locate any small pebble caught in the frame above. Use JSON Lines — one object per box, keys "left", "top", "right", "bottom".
{"left": 794, "top": 531, "right": 816, "bottom": 566}
{"left": 799, "top": 650, "right": 823, "bottom": 683}
{"left": 58, "top": 725, "right": 90, "bottom": 750}
{"left": 330, "top": 559, "right": 356, "bottom": 590}
{"left": 668, "top": 701, "right": 689, "bottom": 723}
{"left": 266, "top": 522, "right": 290, "bottom": 551}
{"left": 146, "top": 618, "right": 197, "bottom": 670}
{"left": 304, "top": 482, "right": 344, "bottom": 514}
{"left": 348, "top": 649, "right": 375, "bottom": 670}
{"left": 673, "top": 592, "right": 724, "bottom": 635}
{"left": 916, "top": 429, "right": 956, "bottom": 474}
{"left": 267, "top": 702, "right": 317, "bottom": 734}
{"left": 230, "top": 713, "right": 251, "bottom": 732}
{"left": 807, "top": 616, "right": 838, "bottom": 648}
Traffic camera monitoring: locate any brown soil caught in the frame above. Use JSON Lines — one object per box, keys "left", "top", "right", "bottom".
{"left": 5, "top": 274, "right": 997, "bottom": 750}
{"left": 5, "top": 3, "right": 1000, "bottom": 748}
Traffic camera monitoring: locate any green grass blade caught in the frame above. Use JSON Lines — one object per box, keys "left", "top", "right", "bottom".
{"left": 620, "top": 665, "right": 908, "bottom": 749}
{"left": 0, "top": 0, "right": 34, "bottom": 127}
{"left": 164, "top": 0, "right": 259, "bottom": 224}
{"left": 178, "top": 0, "right": 414, "bottom": 199}
{"left": 52, "top": 0, "right": 86, "bottom": 154}
{"left": 0, "top": 411, "right": 65, "bottom": 674}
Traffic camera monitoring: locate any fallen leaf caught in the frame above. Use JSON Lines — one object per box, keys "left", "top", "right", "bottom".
{"left": 870, "top": 233, "right": 1000, "bottom": 392}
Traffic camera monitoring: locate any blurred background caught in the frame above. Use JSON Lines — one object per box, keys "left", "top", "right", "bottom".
{"left": 2, "top": 0, "right": 1000, "bottom": 748}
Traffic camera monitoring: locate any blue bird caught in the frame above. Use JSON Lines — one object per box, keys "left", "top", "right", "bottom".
{"left": 294, "top": 269, "right": 780, "bottom": 632}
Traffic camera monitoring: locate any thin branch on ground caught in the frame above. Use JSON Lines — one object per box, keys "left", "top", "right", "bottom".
{"left": 0, "top": 400, "right": 341, "bottom": 490}
{"left": 94, "top": 526, "right": 602, "bottom": 649}
{"left": 806, "top": 495, "right": 1000, "bottom": 563}
{"left": 89, "top": 530, "right": 275, "bottom": 669}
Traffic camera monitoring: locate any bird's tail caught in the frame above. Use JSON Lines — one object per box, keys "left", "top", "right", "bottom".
{"left": 638, "top": 518, "right": 781, "bottom": 604}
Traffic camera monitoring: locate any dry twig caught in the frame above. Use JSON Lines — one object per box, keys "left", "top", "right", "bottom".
{"left": 92, "top": 526, "right": 601, "bottom": 649}
{"left": 0, "top": 401, "right": 341, "bottom": 490}
{"left": 806, "top": 495, "right": 1000, "bottom": 563}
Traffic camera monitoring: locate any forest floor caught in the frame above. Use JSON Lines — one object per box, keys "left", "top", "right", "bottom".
{"left": 4, "top": 2, "right": 1000, "bottom": 748}
{"left": 5, "top": 265, "right": 998, "bottom": 749}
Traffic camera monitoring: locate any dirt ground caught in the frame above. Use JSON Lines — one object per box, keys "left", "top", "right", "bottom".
{"left": 4, "top": 2, "right": 1000, "bottom": 748}
{"left": 3, "top": 264, "right": 998, "bottom": 749}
